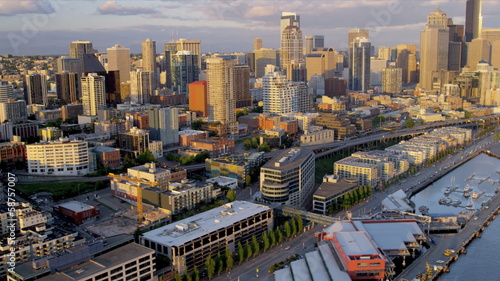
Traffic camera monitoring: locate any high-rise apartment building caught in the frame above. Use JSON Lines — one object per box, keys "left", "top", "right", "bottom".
{"left": 25, "top": 73, "right": 48, "bottom": 105}
{"left": 171, "top": 51, "right": 199, "bottom": 96}
{"left": 130, "top": 70, "right": 154, "bottom": 104}
{"left": 465, "top": 0, "right": 482, "bottom": 42}
{"left": 0, "top": 100, "right": 28, "bottom": 123}
{"left": 148, "top": 107, "right": 179, "bottom": 147}
{"left": 382, "top": 67, "right": 403, "bottom": 94}
{"left": 206, "top": 57, "right": 237, "bottom": 134}
{"left": 254, "top": 48, "right": 278, "bottom": 78}
{"left": 81, "top": 73, "right": 106, "bottom": 116}
{"left": 142, "top": 38, "right": 156, "bottom": 73}
{"left": 55, "top": 72, "right": 79, "bottom": 103}
{"left": 232, "top": 64, "right": 251, "bottom": 108}
{"left": 176, "top": 38, "right": 202, "bottom": 69}
{"left": 262, "top": 71, "right": 311, "bottom": 114}
{"left": 107, "top": 44, "right": 131, "bottom": 83}
{"left": 188, "top": 81, "right": 208, "bottom": 117}
{"left": 349, "top": 38, "right": 371, "bottom": 92}
{"left": 119, "top": 127, "right": 150, "bottom": 156}
{"left": 419, "top": 7, "right": 449, "bottom": 90}
{"left": 0, "top": 82, "right": 13, "bottom": 103}
{"left": 260, "top": 148, "right": 315, "bottom": 208}
{"left": 254, "top": 38, "right": 263, "bottom": 51}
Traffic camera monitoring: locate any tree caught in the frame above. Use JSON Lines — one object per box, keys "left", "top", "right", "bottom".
{"left": 191, "top": 119, "right": 206, "bottom": 130}
{"left": 252, "top": 235, "right": 260, "bottom": 257}
{"left": 262, "top": 231, "right": 270, "bottom": 251}
{"left": 226, "top": 189, "right": 236, "bottom": 202}
{"left": 216, "top": 252, "right": 223, "bottom": 276}
{"left": 123, "top": 154, "right": 137, "bottom": 169}
{"left": 237, "top": 242, "right": 244, "bottom": 264}
{"left": 205, "top": 255, "right": 216, "bottom": 280}
{"left": 276, "top": 228, "right": 283, "bottom": 243}
{"left": 193, "top": 266, "right": 200, "bottom": 281}
{"left": 258, "top": 142, "right": 271, "bottom": 152}
{"left": 251, "top": 106, "right": 263, "bottom": 113}
{"left": 269, "top": 230, "right": 276, "bottom": 247}
{"left": 136, "top": 149, "right": 158, "bottom": 164}
{"left": 290, "top": 218, "right": 297, "bottom": 236}
{"left": 174, "top": 272, "right": 182, "bottom": 281}
{"left": 245, "top": 175, "right": 251, "bottom": 186}
{"left": 405, "top": 118, "right": 415, "bottom": 128}
{"left": 284, "top": 221, "right": 291, "bottom": 238}
{"left": 185, "top": 272, "right": 193, "bottom": 281}
{"left": 296, "top": 215, "right": 304, "bottom": 233}
{"left": 245, "top": 241, "right": 253, "bottom": 260}
{"left": 225, "top": 246, "right": 234, "bottom": 271}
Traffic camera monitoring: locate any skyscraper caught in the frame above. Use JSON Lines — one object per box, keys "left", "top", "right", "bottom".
{"left": 349, "top": 38, "right": 371, "bottom": 92}
{"left": 171, "top": 51, "right": 199, "bottom": 96}
{"left": 254, "top": 48, "right": 278, "bottom": 78}
{"left": 69, "top": 41, "right": 96, "bottom": 73}
{"left": 419, "top": 7, "right": 449, "bottom": 90}
{"left": 206, "top": 57, "right": 237, "bottom": 134}
{"left": 142, "top": 39, "right": 156, "bottom": 73}
{"left": 232, "top": 65, "right": 251, "bottom": 108}
{"left": 0, "top": 82, "right": 14, "bottom": 103}
{"left": 396, "top": 44, "right": 418, "bottom": 83}
{"left": 280, "top": 12, "right": 303, "bottom": 75}
{"left": 348, "top": 29, "right": 370, "bottom": 47}
{"left": 56, "top": 56, "right": 82, "bottom": 74}
{"left": 254, "top": 38, "right": 263, "bottom": 51}
{"left": 448, "top": 20, "right": 465, "bottom": 71}
{"left": 189, "top": 81, "right": 208, "bottom": 117}
{"left": 382, "top": 67, "right": 403, "bottom": 94}
{"left": 25, "top": 73, "right": 48, "bottom": 105}
{"left": 107, "top": 44, "right": 131, "bottom": 83}
{"left": 130, "top": 70, "right": 154, "bottom": 104}
{"left": 69, "top": 41, "right": 96, "bottom": 60}
{"left": 467, "top": 38, "right": 491, "bottom": 71}
{"left": 305, "top": 47, "right": 343, "bottom": 81}
{"left": 148, "top": 107, "right": 179, "bottom": 147}
{"left": 313, "top": 35, "right": 325, "bottom": 48}
{"left": 81, "top": 73, "right": 106, "bottom": 116}
{"left": 281, "top": 25, "right": 304, "bottom": 77}
{"left": 280, "top": 12, "right": 300, "bottom": 40}
{"left": 305, "top": 36, "right": 314, "bottom": 55}
{"left": 176, "top": 38, "right": 202, "bottom": 69}
{"left": 465, "top": 0, "right": 482, "bottom": 42}
{"left": 55, "top": 72, "right": 80, "bottom": 104}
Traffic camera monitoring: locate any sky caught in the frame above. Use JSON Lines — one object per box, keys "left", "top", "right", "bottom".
{"left": 1, "top": 0, "right": 500, "bottom": 56}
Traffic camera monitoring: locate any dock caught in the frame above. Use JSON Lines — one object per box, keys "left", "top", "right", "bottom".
{"left": 397, "top": 145, "right": 500, "bottom": 281}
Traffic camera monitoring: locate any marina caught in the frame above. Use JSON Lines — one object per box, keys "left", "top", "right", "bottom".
{"left": 396, "top": 148, "right": 500, "bottom": 280}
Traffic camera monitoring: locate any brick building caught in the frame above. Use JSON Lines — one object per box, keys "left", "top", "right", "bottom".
{"left": 190, "top": 137, "right": 235, "bottom": 157}
{"left": 54, "top": 201, "right": 100, "bottom": 224}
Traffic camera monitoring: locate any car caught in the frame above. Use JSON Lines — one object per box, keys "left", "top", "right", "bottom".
{"left": 285, "top": 246, "right": 291, "bottom": 251}
{"left": 436, "top": 260, "right": 445, "bottom": 264}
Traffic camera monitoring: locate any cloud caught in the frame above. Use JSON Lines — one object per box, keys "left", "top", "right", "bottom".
{"left": 97, "top": 1, "right": 158, "bottom": 16}
{"left": 0, "top": 0, "right": 56, "bottom": 16}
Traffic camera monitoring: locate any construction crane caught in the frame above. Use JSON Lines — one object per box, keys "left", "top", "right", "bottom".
{"left": 108, "top": 173, "right": 158, "bottom": 224}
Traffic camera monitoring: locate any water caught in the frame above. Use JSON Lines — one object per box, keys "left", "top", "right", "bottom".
{"left": 411, "top": 154, "right": 500, "bottom": 215}
{"left": 410, "top": 153, "right": 500, "bottom": 280}
{"left": 438, "top": 215, "right": 500, "bottom": 281}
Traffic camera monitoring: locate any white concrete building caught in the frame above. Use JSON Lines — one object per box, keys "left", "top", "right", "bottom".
{"left": 26, "top": 138, "right": 89, "bottom": 176}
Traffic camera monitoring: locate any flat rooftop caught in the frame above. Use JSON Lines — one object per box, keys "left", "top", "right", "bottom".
{"left": 314, "top": 179, "right": 358, "bottom": 198}
{"left": 37, "top": 243, "right": 153, "bottom": 281}
{"left": 262, "top": 148, "right": 313, "bottom": 171}
{"left": 334, "top": 231, "right": 379, "bottom": 257}
{"left": 142, "top": 201, "right": 270, "bottom": 247}
{"left": 57, "top": 201, "right": 95, "bottom": 213}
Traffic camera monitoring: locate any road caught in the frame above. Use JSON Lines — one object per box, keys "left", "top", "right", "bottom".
{"left": 212, "top": 224, "right": 323, "bottom": 281}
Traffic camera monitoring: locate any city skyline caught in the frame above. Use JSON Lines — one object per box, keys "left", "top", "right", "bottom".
{"left": 1, "top": 0, "right": 500, "bottom": 55}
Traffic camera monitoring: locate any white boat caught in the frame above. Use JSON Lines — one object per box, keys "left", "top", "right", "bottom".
{"left": 463, "top": 191, "right": 470, "bottom": 198}
{"left": 439, "top": 197, "right": 447, "bottom": 205}
{"left": 464, "top": 184, "right": 472, "bottom": 192}
{"left": 445, "top": 197, "right": 452, "bottom": 204}
{"left": 453, "top": 198, "right": 461, "bottom": 206}
{"left": 472, "top": 192, "right": 479, "bottom": 200}
{"left": 444, "top": 188, "right": 451, "bottom": 195}
{"left": 466, "top": 201, "right": 475, "bottom": 211}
